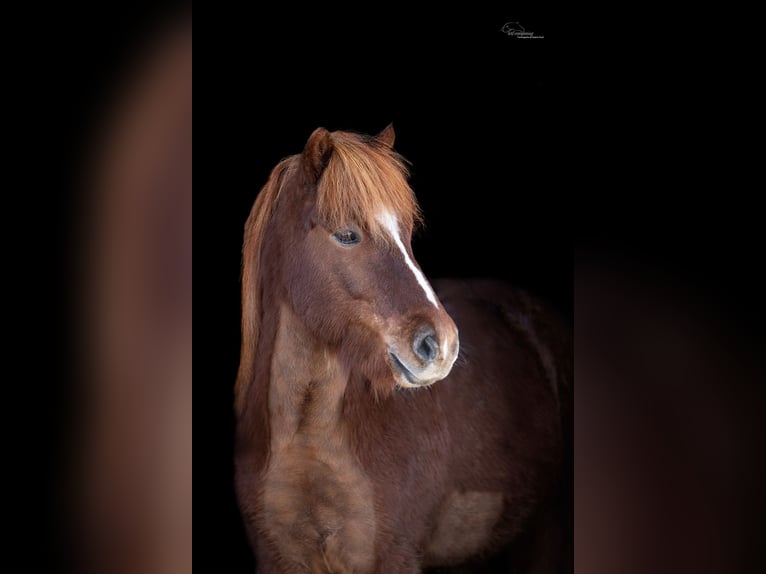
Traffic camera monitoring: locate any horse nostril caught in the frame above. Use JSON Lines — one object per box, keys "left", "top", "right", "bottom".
{"left": 414, "top": 332, "right": 438, "bottom": 364}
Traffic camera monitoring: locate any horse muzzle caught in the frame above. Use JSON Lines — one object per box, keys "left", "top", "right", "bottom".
{"left": 387, "top": 322, "right": 459, "bottom": 388}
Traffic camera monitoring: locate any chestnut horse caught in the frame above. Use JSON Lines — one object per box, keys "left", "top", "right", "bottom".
{"left": 235, "top": 126, "right": 571, "bottom": 573}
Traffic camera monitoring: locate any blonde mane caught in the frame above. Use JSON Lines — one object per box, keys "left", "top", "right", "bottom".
{"left": 317, "top": 131, "right": 421, "bottom": 239}
{"left": 235, "top": 130, "right": 421, "bottom": 414}
{"left": 235, "top": 157, "right": 294, "bottom": 414}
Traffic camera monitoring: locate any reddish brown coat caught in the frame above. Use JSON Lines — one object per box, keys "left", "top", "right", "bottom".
{"left": 235, "top": 127, "right": 571, "bottom": 573}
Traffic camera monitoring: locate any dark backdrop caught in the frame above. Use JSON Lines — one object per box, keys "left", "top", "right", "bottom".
{"left": 195, "top": 8, "right": 567, "bottom": 572}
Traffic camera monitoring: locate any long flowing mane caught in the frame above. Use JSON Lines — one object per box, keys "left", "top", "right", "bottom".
{"left": 235, "top": 157, "right": 294, "bottom": 414}
{"left": 235, "top": 131, "right": 421, "bottom": 414}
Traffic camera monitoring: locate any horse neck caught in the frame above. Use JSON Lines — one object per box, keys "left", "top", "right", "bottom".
{"left": 266, "top": 302, "right": 350, "bottom": 451}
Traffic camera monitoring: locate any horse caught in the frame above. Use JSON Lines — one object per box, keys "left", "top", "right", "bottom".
{"left": 234, "top": 126, "right": 571, "bottom": 573}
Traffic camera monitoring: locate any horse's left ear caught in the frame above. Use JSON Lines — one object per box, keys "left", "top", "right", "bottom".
{"left": 302, "top": 127, "right": 334, "bottom": 182}
{"left": 376, "top": 124, "right": 395, "bottom": 148}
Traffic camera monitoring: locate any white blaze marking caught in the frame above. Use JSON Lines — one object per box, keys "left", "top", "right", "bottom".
{"left": 377, "top": 211, "right": 439, "bottom": 308}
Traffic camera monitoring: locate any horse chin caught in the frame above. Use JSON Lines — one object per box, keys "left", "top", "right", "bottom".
{"left": 394, "top": 375, "right": 433, "bottom": 389}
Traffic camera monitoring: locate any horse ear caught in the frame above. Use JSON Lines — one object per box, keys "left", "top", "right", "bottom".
{"left": 376, "top": 123, "right": 395, "bottom": 148}
{"left": 302, "top": 127, "right": 334, "bottom": 182}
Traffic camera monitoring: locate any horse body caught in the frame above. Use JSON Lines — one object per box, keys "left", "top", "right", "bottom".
{"left": 235, "top": 127, "right": 570, "bottom": 573}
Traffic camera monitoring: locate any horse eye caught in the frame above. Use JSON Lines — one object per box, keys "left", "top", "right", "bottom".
{"left": 332, "top": 229, "right": 361, "bottom": 246}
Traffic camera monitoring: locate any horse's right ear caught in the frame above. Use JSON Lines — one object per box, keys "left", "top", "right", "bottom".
{"left": 302, "top": 127, "right": 334, "bottom": 183}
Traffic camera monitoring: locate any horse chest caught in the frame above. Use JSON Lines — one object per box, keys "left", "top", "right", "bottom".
{"left": 263, "top": 305, "right": 376, "bottom": 571}
{"left": 261, "top": 435, "right": 376, "bottom": 573}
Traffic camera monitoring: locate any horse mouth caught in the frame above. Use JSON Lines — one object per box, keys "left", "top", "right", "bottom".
{"left": 388, "top": 352, "right": 427, "bottom": 387}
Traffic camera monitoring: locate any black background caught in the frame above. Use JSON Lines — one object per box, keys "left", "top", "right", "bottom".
{"left": 26, "top": 4, "right": 567, "bottom": 572}
{"left": 196, "top": 7, "right": 565, "bottom": 572}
